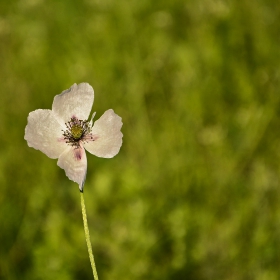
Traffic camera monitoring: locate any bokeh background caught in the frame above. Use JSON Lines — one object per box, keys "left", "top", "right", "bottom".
{"left": 1, "top": 0, "right": 280, "bottom": 279}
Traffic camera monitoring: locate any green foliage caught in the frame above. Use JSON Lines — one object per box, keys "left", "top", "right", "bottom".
{"left": 1, "top": 0, "right": 280, "bottom": 279}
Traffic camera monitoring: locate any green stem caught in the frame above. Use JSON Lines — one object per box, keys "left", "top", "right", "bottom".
{"left": 80, "top": 192, "right": 99, "bottom": 280}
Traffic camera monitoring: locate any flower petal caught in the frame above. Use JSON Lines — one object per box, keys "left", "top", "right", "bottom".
{"left": 24, "top": 109, "right": 66, "bottom": 159}
{"left": 84, "top": 109, "right": 123, "bottom": 158}
{"left": 57, "top": 146, "right": 87, "bottom": 191}
{"left": 52, "top": 83, "right": 94, "bottom": 125}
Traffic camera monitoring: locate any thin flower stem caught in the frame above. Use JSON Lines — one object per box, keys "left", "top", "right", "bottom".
{"left": 80, "top": 192, "right": 99, "bottom": 280}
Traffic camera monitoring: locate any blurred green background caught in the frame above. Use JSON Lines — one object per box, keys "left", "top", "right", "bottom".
{"left": 1, "top": 0, "right": 280, "bottom": 279}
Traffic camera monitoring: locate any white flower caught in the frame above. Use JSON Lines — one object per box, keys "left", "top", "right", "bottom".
{"left": 24, "top": 83, "right": 123, "bottom": 191}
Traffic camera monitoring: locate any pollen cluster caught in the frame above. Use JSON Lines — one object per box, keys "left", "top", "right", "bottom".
{"left": 62, "top": 117, "right": 93, "bottom": 148}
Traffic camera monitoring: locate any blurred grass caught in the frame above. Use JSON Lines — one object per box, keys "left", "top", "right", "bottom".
{"left": 1, "top": 0, "right": 280, "bottom": 279}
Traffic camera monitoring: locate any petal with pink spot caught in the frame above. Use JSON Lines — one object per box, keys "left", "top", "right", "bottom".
{"left": 57, "top": 146, "right": 87, "bottom": 191}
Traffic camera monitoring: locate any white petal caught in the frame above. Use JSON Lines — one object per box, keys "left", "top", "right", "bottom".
{"left": 24, "top": 109, "right": 66, "bottom": 159}
{"left": 84, "top": 109, "right": 123, "bottom": 158}
{"left": 52, "top": 83, "right": 94, "bottom": 125}
{"left": 57, "top": 146, "right": 87, "bottom": 191}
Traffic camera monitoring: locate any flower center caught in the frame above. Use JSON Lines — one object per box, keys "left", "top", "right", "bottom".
{"left": 62, "top": 117, "right": 92, "bottom": 148}
{"left": 71, "top": 124, "right": 83, "bottom": 139}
